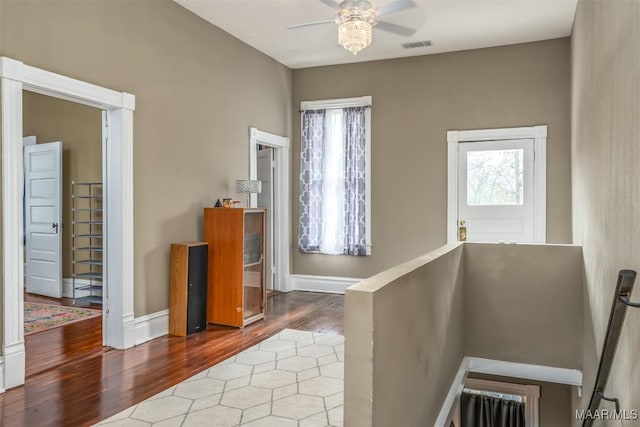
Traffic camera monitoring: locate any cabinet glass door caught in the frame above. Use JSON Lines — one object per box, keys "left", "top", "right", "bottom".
{"left": 243, "top": 211, "right": 264, "bottom": 321}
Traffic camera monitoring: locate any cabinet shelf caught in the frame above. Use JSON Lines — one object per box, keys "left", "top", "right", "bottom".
{"left": 75, "top": 272, "right": 103, "bottom": 280}
{"left": 73, "top": 259, "right": 102, "bottom": 265}
{"left": 204, "top": 208, "right": 267, "bottom": 328}
{"left": 72, "top": 181, "right": 103, "bottom": 305}
{"left": 243, "top": 260, "right": 263, "bottom": 268}
{"left": 75, "top": 295, "right": 103, "bottom": 304}
{"left": 73, "top": 247, "right": 103, "bottom": 252}
{"left": 75, "top": 284, "right": 103, "bottom": 291}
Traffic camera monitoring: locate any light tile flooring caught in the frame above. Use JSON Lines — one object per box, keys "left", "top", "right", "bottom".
{"left": 96, "top": 329, "right": 345, "bottom": 427}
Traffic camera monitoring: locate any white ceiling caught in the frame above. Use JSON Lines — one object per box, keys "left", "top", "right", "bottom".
{"left": 175, "top": 0, "right": 578, "bottom": 69}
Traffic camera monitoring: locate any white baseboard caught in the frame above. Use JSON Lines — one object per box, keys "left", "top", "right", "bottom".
{"left": 2, "top": 342, "right": 25, "bottom": 391}
{"left": 467, "top": 357, "right": 583, "bottom": 386}
{"left": 0, "top": 356, "right": 5, "bottom": 393}
{"left": 134, "top": 309, "right": 169, "bottom": 346}
{"left": 434, "top": 357, "right": 583, "bottom": 427}
{"left": 289, "top": 274, "right": 363, "bottom": 294}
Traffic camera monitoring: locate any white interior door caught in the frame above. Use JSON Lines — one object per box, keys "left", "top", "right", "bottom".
{"left": 24, "top": 141, "right": 63, "bottom": 298}
{"left": 458, "top": 138, "right": 534, "bottom": 243}
{"left": 257, "top": 148, "right": 275, "bottom": 291}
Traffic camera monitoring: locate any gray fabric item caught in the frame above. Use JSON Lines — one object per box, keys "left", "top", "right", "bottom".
{"left": 298, "top": 106, "right": 368, "bottom": 255}
{"left": 298, "top": 109, "right": 326, "bottom": 252}
{"left": 460, "top": 392, "right": 525, "bottom": 427}
{"left": 342, "top": 107, "right": 367, "bottom": 255}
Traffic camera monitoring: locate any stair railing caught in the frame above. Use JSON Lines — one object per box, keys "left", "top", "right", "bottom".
{"left": 582, "top": 269, "right": 639, "bottom": 427}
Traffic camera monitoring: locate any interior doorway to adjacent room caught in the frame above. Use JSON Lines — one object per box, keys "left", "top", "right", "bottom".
{"left": 249, "top": 127, "right": 291, "bottom": 292}
{"left": 1, "top": 56, "right": 135, "bottom": 391}
{"left": 257, "top": 146, "right": 275, "bottom": 290}
{"left": 22, "top": 91, "right": 105, "bottom": 377}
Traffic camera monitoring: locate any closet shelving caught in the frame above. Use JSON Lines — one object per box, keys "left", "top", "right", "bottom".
{"left": 72, "top": 181, "right": 103, "bottom": 305}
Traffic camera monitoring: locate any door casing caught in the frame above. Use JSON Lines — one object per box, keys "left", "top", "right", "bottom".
{"left": 249, "top": 127, "right": 291, "bottom": 292}
{"left": 0, "top": 56, "right": 135, "bottom": 392}
{"left": 446, "top": 125, "right": 547, "bottom": 244}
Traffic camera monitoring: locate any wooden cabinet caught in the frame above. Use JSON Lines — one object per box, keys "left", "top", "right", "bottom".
{"left": 203, "top": 208, "right": 267, "bottom": 327}
{"left": 169, "top": 242, "right": 208, "bottom": 336}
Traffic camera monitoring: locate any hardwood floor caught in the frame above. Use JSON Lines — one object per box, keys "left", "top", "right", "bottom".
{"left": 2, "top": 291, "right": 344, "bottom": 427}
{"left": 25, "top": 293, "right": 103, "bottom": 378}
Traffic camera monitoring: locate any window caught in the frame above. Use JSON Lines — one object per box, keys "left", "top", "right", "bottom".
{"left": 298, "top": 96, "right": 372, "bottom": 256}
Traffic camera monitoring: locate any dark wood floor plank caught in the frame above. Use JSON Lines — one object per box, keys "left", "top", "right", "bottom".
{"left": 2, "top": 291, "right": 344, "bottom": 427}
{"left": 24, "top": 292, "right": 103, "bottom": 377}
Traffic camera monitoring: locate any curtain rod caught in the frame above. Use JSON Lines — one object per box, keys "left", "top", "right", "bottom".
{"left": 299, "top": 105, "right": 372, "bottom": 113}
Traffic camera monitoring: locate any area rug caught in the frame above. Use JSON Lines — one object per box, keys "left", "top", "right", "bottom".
{"left": 96, "top": 329, "right": 345, "bottom": 427}
{"left": 24, "top": 302, "right": 101, "bottom": 335}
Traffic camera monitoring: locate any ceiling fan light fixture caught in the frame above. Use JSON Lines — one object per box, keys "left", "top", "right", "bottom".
{"left": 338, "top": 20, "right": 372, "bottom": 55}
{"left": 337, "top": 3, "right": 376, "bottom": 55}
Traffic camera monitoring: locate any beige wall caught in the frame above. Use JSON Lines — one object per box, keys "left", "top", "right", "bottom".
{"left": 571, "top": 0, "right": 640, "bottom": 424}
{"left": 23, "top": 91, "right": 102, "bottom": 279}
{"left": 345, "top": 244, "right": 465, "bottom": 426}
{"left": 468, "top": 373, "right": 572, "bottom": 427}
{"left": 464, "top": 243, "right": 583, "bottom": 369}
{"left": 0, "top": 0, "right": 292, "bottom": 316}
{"left": 345, "top": 242, "right": 582, "bottom": 426}
{"left": 292, "top": 38, "right": 572, "bottom": 279}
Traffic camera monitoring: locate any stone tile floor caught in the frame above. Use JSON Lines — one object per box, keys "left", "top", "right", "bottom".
{"left": 95, "top": 329, "right": 344, "bottom": 427}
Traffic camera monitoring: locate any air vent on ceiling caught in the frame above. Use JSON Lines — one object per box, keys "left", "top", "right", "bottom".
{"left": 401, "top": 40, "right": 433, "bottom": 49}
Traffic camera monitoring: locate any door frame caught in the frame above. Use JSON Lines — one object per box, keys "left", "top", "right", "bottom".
{"left": 256, "top": 147, "right": 275, "bottom": 291}
{"left": 0, "top": 56, "right": 136, "bottom": 391}
{"left": 446, "top": 125, "right": 547, "bottom": 244}
{"left": 249, "top": 127, "right": 291, "bottom": 292}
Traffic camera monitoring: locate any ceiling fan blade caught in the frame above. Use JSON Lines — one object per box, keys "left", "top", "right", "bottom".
{"left": 318, "top": 0, "right": 340, "bottom": 10}
{"left": 375, "top": 21, "right": 417, "bottom": 37}
{"left": 376, "top": 0, "right": 415, "bottom": 17}
{"left": 287, "top": 20, "right": 336, "bottom": 30}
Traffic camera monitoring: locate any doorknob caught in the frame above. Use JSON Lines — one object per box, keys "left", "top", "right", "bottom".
{"left": 458, "top": 220, "right": 467, "bottom": 242}
{"left": 52, "top": 222, "right": 59, "bottom": 233}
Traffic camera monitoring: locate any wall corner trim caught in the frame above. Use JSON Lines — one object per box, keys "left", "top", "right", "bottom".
{"left": 289, "top": 274, "right": 364, "bottom": 294}
{"left": 434, "top": 357, "right": 470, "bottom": 426}
{"left": 134, "top": 309, "right": 169, "bottom": 346}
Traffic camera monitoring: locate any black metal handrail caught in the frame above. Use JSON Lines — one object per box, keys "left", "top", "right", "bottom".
{"left": 582, "top": 269, "right": 637, "bottom": 427}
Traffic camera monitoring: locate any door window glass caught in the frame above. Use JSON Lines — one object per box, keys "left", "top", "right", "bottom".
{"left": 467, "top": 149, "right": 524, "bottom": 206}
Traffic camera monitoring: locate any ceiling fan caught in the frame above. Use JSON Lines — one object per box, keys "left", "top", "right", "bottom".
{"left": 287, "top": 0, "right": 417, "bottom": 55}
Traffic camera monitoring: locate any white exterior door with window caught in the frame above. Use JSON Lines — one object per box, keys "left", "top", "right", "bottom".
{"left": 24, "top": 140, "right": 63, "bottom": 298}
{"left": 459, "top": 138, "right": 534, "bottom": 242}
{"left": 448, "top": 126, "right": 547, "bottom": 244}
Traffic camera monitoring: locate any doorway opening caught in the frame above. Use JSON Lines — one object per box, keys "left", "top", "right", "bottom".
{"left": 447, "top": 126, "right": 547, "bottom": 244}
{"left": 256, "top": 146, "right": 275, "bottom": 291}
{"left": 249, "top": 127, "right": 291, "bottom": 293}
{"left": 1, "top": 56, "right": 135, "bottom": 391}
{"left": 22, "top": 91, "right": 105, "bottom": 377}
